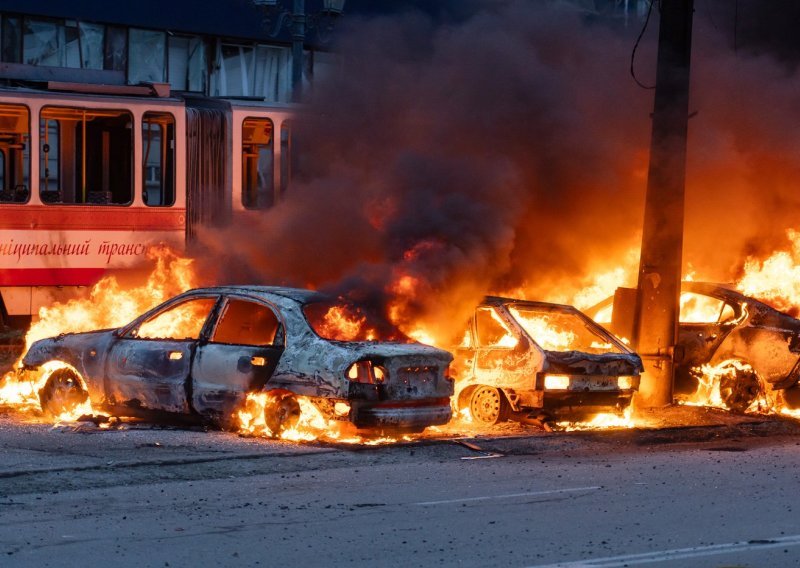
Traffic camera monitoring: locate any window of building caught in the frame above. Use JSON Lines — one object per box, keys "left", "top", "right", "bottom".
{"left": 254, "top": 45, "right": 291, "bottom": 102}
{"left": 128, "top": 28, "right": 166, "bottom": 83}
{"left": 40, "top": 107, "right": 133, "bottom": 205}
{"left": 78, "top": 22, "right": 104, "bottom": 70}
{"left": 23, "top": 18, "right": 64, "bottom": 66}
{"left": 0, "top": 104, "right": 30, "bottom": 203}
{"left": 211, "top": 43, "right": 291, "bottom": 101}
{"left": 104, "top": 25, "right": 127, "bottom": 71}
{"left": 142, "top": 112, "right": 175, "bottom": 207}
{"left": 1, "top": 16, "right": 22, "bottom": 63}
{"left": 17, "top": 18, "right": 103, "bottom": 69}
{"left": 242, "top": 117, "right": 274, "bottom": 209}
{"left": 168, "top": 35, "right": 206, "bottom": 92}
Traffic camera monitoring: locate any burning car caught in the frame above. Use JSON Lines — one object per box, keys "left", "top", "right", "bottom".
{"left": 453, "top": 296, "right": 642, "bottom": 425}
{"left": 586, "top": 281, "right": 800, "bottom": 412}
{"left": 21, "top": 286, "right": 454, "bottom": 434}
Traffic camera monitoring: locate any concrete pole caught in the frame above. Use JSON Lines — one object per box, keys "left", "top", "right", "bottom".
{"left": 632, "top": 0, "right": 694, "bottom": 407}
{"left": 291, "top": 0, "right": 306, "bottom": 102}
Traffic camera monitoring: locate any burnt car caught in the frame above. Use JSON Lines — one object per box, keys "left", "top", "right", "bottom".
{"left": 22, "top": 286, "right": 454, "bottom": 434}
{"left": 586, "top": 281, "right": 800, "bottom": 411}
{"left": 453, "top": 297, "right": 642, "bottom": 425}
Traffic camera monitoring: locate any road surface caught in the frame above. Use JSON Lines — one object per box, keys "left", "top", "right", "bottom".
{"left": 0, "top": 413, "right": 799, "bottom": 567}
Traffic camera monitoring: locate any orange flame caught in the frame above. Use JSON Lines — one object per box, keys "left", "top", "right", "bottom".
{"left": 237, "top": 392, "right": 409, "bottom": 444}
{"left": 0, "top": 246, "right": 198, "bottom": 422}
{"left": 737, "top": 229, "right": 800, "bottom": 314}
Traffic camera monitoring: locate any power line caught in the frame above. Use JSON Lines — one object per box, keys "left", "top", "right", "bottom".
{"left": 630, "top": 0, "right": 657, "bottom": 89}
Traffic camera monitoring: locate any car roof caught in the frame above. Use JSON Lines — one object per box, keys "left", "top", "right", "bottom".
{"left": 184, "top": 285, "right": 328, "bottom": 304}
{"left": 482, "top": 295, "right": 580, "bottom": 313}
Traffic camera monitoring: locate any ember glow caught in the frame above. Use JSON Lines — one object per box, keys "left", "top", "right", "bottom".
{"left": 559, "top": 405, "right": 635, "bottom": 431}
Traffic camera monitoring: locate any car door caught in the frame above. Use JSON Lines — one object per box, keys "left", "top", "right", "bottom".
{"left": 675, "top": 292, "right": 738, "bottom": 384}
{"left": 472, "top": 306, "right": 538, "bottom": 391}
{"left": 191, "top": 296, "right": 284, "bottom": 422}
{"left": 105, "top": 295, "right": 219, "bottom": 413}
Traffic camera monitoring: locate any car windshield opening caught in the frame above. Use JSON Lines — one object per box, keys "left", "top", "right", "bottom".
{"left": 303, "top": 301, "right": 410, "bottom": 343}
{"left": 509, "top": 306, "right": 623, "bottom": 354}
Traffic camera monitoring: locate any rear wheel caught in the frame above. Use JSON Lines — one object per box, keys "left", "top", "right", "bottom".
{"left": 717, "top": 361, "right": 767, "bottom": 413}
{"left": 38, "top": 368, "right": 88, "bottom": 418}
{"left": 263, "top": 391, "right": 301, "bottom": 436}
{"left": 469, "top": 385, "right": 509, "bottom": 426}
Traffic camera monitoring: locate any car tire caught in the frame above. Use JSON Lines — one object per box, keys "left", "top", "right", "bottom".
{"left": 38, "top": 367, "right": 89, "bottom": 419}
{"left": 468, "top": 385, "right": 509, "bottom": 426}
{"left": 717, "top": 361, "right": 768, "bottom": 413}
{"left": 263, "top": 391, "right": 301, "bottom": 436}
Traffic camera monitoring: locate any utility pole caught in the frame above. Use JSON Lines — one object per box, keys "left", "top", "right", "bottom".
{"left": 291, "top": 0, "right": 306, "bottom": 102}
{"left": 632, "top": 0, "right": 694, "bottom": 407}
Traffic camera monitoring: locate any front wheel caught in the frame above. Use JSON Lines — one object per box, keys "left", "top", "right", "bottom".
{"left": 38, "top": 367, "right": 89, "bottom": 419}
{"left": 468, "top": 385, "right": 509, "bottom": 426}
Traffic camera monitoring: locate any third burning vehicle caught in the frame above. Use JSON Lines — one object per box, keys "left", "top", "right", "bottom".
{"left": 586, "top": 281, "right": 800, "bottom": 412}
{"left": 21, "top": 286, "right": 454, "bottom": 434}
{"left": 453, "top": 296, "right": 642, "bottom": 425}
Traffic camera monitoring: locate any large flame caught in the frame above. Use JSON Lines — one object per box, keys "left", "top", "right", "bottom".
{"left": 737, "top": 229, "right": 800, "bottom": 315}
{"left": 0, "top": 246, "right": 198, "bottom": 422}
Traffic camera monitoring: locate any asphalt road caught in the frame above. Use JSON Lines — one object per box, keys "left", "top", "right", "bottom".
{"left": 1, "top": 413, "right": 800, "bottom": 567}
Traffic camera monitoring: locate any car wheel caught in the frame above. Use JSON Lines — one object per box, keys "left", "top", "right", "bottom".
{"left": 469, "top": 385, "right": 509, "bottom": 426}
{"left": 717, "top": 361, "right": 765, "bottom": 413}
{"left": 263, "top": 391, "right": 301, "bottom": 436}
{"left": 38, "top": 367, "right": 89, "bottom": 418}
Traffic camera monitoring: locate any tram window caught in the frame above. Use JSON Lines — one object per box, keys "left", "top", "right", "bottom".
{"left": 0, "top": 104, "right": 30, "bottom": 203}
{"left": 242, "top": 117, "right": 274, "bottom": 209}
{"left": 142, "top": 112, "right": 176, "bottom": 207}
{"left": 40, "top": 107, "right": 133, "bottom": 205}
{"left": 280, "top": 121, "right": 291, "bottom": 197}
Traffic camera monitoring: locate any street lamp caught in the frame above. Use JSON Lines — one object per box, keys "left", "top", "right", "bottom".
{"left": 254, "top": 1, "right": 346, "bottom": 101}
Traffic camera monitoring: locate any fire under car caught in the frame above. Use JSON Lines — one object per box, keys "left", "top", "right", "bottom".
{"left": 21, "top": 286, "right": 454, "bottom": 434}
{"left": 586, "top": 281, "right": 800, "bottom": 412}
{"left": 453, "top": 296, "right": 643, "bottom": 425}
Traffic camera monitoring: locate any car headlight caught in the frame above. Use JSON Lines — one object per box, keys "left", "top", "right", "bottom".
{"left": 544, "top": 374, "right": 570, "bottom": 390}
{"left": 618, "top": 376, "right": 635, "bottom": 390}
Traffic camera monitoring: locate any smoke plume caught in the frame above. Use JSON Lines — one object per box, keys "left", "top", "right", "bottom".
{"left": 198, "top": 0, "right": 800, "bottom": 340}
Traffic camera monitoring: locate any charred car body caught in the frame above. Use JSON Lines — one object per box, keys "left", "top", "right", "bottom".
{"left": 22, "top": 286, "right": 454, "bottom": 433}
{"left": 453, "top": 296, "right": 642, "bottom": 424}
{"left": 586, "top": 281, "right": 800, "bottom": 411}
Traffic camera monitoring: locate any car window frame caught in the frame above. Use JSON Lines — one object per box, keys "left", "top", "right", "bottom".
{"left": 474, "top": 306, "right": 520, "bottom": 350}
{"left": 119, "top": 294, "right": 222, "bottom": 341}
{"left": 679, "top": 292, "right": 740, "bottom": 327}
{"left": 205, "top": 295, "right": 286, "bottom": 348}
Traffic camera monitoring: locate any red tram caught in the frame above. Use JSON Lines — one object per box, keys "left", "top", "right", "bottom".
{"left": 0, "top": 82, "right": 294, "bottom": 326}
